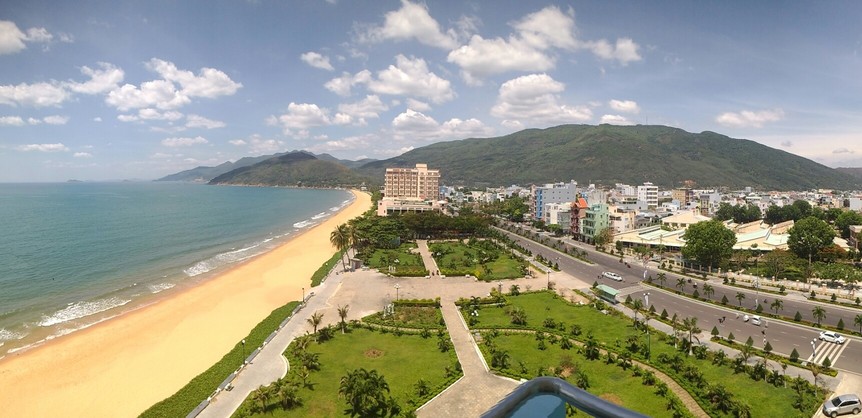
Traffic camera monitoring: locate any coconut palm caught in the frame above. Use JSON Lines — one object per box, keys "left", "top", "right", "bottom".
{"left": 735, "top": 291, "right": 746, "bottom": 307}
{"left": 307, "top": 312, "right": 324, "bottom": 334}
{"left": 657, "top": 272, "right": 667, "bottom": 288}
{"left": 682, "top": 316, "right": 701, "bottom": 355}
{"left": 339, "top": 368, "right": 396, "bottom": 417}
{"left": 703, "top": 284, "right": 715, "bottom": 300}
{"left": 770, "top": 299, "right": 784, "bottom": 315}
{"left": 337, "top": 304, "right": 350, "bottom": 334}
{"left": 812, "top": 306, "right": 826, "bottom": 326}
{"left": 251, "top": 385, "right": 270, "bottom": 414}
{"left": 675, "top": 278, "right": 686, "bottom": 292}
{"left": 706, "top": 383, "right": 734, "bottom": 412}
{"left": 855, "top": 314, "right": 862, "bottom": 334}
{"left": 509, "top": 306, "right": 527, "bottom": 326}
{"left": 330, "top": 223, "right": 351, "bottom": 270}
{"left": 631, "top": 298, "right": 644, "bottom": 324}
{"left": 491, "top": 349, "right": 510, "bottom": 369}
{"left": 275, "top": 377, "right": 302, "bottom": 410}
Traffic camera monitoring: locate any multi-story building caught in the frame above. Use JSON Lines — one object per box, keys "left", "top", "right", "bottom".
{"left": 581, "top": 203, "right": 610, "bottom": 243}
{"left": 637, "top": 182, "right": 659, "bottom": 209}
{"left": 383, "top": 163, "right": 440, "bottom": 201}
{"left": 544, "top": 202, "right": 572, "bottom": 228}
{"left": 532, "top": 181, "right": 578, "bottom": 221}
{"left": 608, "top": 205, "right": 636, "bottom": 234}
{"left": 672, "top": 188, "right": 695, "bottom": 208}
{"left": 378, "top": 163, "right": 443, "bottom": 216}
{"left": 570, "top": 197, "right": 588, "bottom": 239}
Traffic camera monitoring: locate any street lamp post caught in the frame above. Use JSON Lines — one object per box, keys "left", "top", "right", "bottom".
{"left": 302, "top": 287, "right": 305, "bottom": 304}
{"left": 547, "top": 268, "right": 551, "bottom": 290}
{"left": 241, "top": 339, "right": 246, "bottom": 364}
{"left": 394, "top": 283, "right": 401, "bottom": 301}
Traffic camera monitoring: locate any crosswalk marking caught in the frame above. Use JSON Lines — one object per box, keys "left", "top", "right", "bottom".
{"left": 807, "top": 340, "right": 849, "bottom": 367}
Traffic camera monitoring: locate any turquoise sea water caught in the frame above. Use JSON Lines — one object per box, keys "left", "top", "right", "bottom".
{"left": 0, "top": 182, "right": 352, "bottom": 358}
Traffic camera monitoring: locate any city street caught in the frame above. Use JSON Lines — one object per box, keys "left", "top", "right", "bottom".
{"left": 496, "top": 225, "right": 862, "bottom": 374}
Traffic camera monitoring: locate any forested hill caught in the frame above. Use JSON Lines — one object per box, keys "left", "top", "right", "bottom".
{"left": 208, "top": 152, "right": 371, "bottom": 187}
{"left": 355, "top": 124, "right": 861, "bottom": 190}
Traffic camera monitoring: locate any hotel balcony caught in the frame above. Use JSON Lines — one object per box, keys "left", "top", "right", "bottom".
{"left": 482, "top": 377, "right": 647, "bottom": 418}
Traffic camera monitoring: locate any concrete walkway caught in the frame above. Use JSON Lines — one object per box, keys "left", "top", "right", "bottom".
{"left": 198, "top": 268, "right": 350, "bottom": 418}
{"left": 416, "top": 240, "right": 440, "bottom": 277}
{"left": 417, "top": 297, "right": 519, "bottom": 417}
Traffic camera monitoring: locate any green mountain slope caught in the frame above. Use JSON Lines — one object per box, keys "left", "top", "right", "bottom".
{"left": 356, "top": 124, "right": 861, "bottom": 190}
{"left": 209, "top": 152, "right": 371, "bottom": 187}
{"left": 158, "top": 152, "right": 376, "bottom": 182}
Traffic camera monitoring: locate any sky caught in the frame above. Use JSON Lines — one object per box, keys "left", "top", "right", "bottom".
{"left": 1, "top": 1, "right": 861, "bottom": 182}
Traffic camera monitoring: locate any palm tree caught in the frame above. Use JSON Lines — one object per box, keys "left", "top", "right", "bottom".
{"left": 675, "top": 278, "right": 686, "bottom": 292}
{"left": 682, "top": 316, "right": 701, "bottom": 354}
{"left": 812, "top": 306, "right": 826, "bottom": 326}
{"left": 574, "top": 369, "right": 590, "bottom": 389}
{"left": 631, "top": 298, "right": 643, "bottom": 324}
{"left": 307, "top": 312, "right": 324, "bottom": 334}
{"left": 855, "top": 314, "right": 862, "bottom": 334}
{"left": 491, "top": 349, "right": 510, "bottom": 369}
{"left": 251, "top": 385, "right": 270, "bottom": 414}
{"left": 657, "top": 272, "right": 667, "bottom": 288}
{"left": 275, "top": 378, "right": 302, "bottom": 410}
{"left": 770, "top": 299, "right": 783, "bottom": 315}
{"left": 510, "top": 306, "right": 527, "bottom": 325}
{"left": 330, "top": 223, "right": 351, "bottom": 270}
{"left": 337, "top": 305, "right": 350, "bottom": 334}
{"left": 339, "top": 368, "right": 394, "bottom": 417}
{"left": 703, "top": 284, "right": 715, "bottom": 300}
{"left": 735, "top": 291, "right": 746, "bottom": 307}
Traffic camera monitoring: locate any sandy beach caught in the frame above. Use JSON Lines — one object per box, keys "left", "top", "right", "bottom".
{"left": 0, "top": 189, "right": 371, "bottom": 418}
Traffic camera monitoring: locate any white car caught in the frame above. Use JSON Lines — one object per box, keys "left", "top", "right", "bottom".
{"left": 602, "top": 271, "right": 623, "bottom": 282}
{"left": 820, "top": 331, "right": 847, "bottom": 344}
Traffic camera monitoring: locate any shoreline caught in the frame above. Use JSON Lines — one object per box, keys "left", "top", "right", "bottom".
{"left": 0, "top": 189, "right": 371, "bottom": 418}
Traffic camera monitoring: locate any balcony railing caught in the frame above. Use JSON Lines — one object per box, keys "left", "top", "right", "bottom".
{"left": 481, "top": 376, "right": 648, "bottom": 418}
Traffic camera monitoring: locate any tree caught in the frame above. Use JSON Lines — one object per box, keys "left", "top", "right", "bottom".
{"left": 838, "top": 318, "right": 845, "bottom": 330}
{"left": 681, "top": 316, "right": 701, "bottom": 354}
{"left": 721, "top": 294, "right": 729, "bottom": 305}
{"left": 836, "top": 210, "right": 862, "bottom": 239}
{"left": 812, "top": 306, "right": 826, "bottom": 326}
{"left": 339, "top": 368, "right": 399, "bottom": 417}
{"left": 790, "top": 348, "right": 800, "bottom": 362}
{"left": 706, "top": 383, "right": 735, "bottom": 413}
{"left": 251, "top": 385, "right": 270, "bottom": 414}
{"left": 275, "top": 378, "right": 302, "bottom": 410}
{"left": 337, "top": 305, "right": 350, "bottom": 334}
{"left": 510, "top": 306, "right": 527, "bottom": 325}
{"left": 330, "top": 223, "right": 352, "bottom": 270}
{"left": 703, "top": 284, "right": 715, "bottom": 300}
{"left": 855, "top": 314, "right": 862, "bottom": 334}
{"left": 657, "top": 272, "right": 667, "bottom": 288}
{"left": 763, "top": 249, "right": 794, "bottom": 278}
{"left": 308, "top": 312, "right": 324, "bottom": 334}
{"left": 681, "top": 220, "right": 737, "bottom": 269}
{"left": 631, "top": 298, "right": 644, "bottom": 323}
{"left": 676, "top": 277, "right": 686, "bottom": 292}
{"left": 735, "top": 291, "right": 745, "bottom": 307}
{"left": 764, "top": 341, "right": 773, "bottom": 354}
{"left": 491, "top": 350, "right": 510, "bottom": 369}
{"left": 787, "top": 216, "right": 836, "bottom": 273}
{"left": 770, "top": 299, "right": 783, "bottom": 315}
{"left": 594, "top": 227, "right": 613, "bottom": 251}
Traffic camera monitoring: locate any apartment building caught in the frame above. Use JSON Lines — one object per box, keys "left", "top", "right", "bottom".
{"left": 531, "top": 181, "right": 578, "bottom": 220}
{"left": 637, "top": 182, "right": 659, "bottom": 209}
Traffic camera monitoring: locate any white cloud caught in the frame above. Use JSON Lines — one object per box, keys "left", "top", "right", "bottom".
{"left": 391, "top": 109, "right": 493, "bottom": 141}
{"left": 230, "top": 134, "right": 285, "bottom": 154}
{"left": 406, "top": 98, "right": 430, "bottom": 112}
{"left": 185, "top": 114, "right": 226, "bottom": 129}
{"left": 715, "top": 108, "right": 784, "bottom": 128}
{"left": 0, "top": 81, "right": 70, "bottom": 107}
{"left": 833, "top": 148, "right": 854, "bottom": 154}
{"left": 66, "top": 62, "right": 124, "bottom": 95}
{"left": 272, "top": 102, "right": 332, "bottom": 133}
{"left": 600, "top": 114, "right": 634, "bottom": 125}
{"left": 308, "top": 133, "right": 376, "bottom": 153}
{"left": 300, "top": 52, "right": 334, "bottom": 71}
{"left": 0, "top": 116, "right": 24, "bottom": 126}
{"left": 490, "top": 73, "right": 592, "bottom": 126}
{"left": 608, "top": 99, "right": 640, "bottom": 114}
{"left": 447, "top": 6, "right": 641, "bottom": 83}
{"left": 139, "top": 108, "right": 183, "bottom": 121}
{"left": 27, "top": 117, "right": 41, "bottom": 125}
{"left": 337, "top": 94, "right": 388, "bottom": 121}
{"left": 73, "top": 152, "right": 92, "bottom": 158}
{"left": 106, "top": 59, "right": 241, "bottom": 111}
{"left": 228, "top": 139, "right": 247, "bottom": 146}
{"left": 161, "top": 136, "right": 209, "bottom": 147}
{"left": 368, "top": 55, "right": 454, "bottom": 104}
{"left": 42, "top": 115, "right": 69, "bottom": 125}
{"left": 780, "top": 140, "right": 792, "bottom": 147}
{"left": 324, "top": 70, "right": 371, "bottom": 96}
{"left": 93, "top": 117, "right": 102, "bottom": 122}
{"left": 358, "top": 0, "right": 457, "bottom": 49}
{"left": 0, "top": 21, "right": 55, "bottom": 55}
{"left": 16, "top": 143, "right": 69, "bottom": 152}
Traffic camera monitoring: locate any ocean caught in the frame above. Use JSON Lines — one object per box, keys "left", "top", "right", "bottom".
{"left": 0, "top": 182, "right": 352, "bottom": 358}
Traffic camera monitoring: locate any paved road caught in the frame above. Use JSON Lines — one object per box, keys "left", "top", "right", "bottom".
{"left": 495, "top": 225, "right": 862, "bottom": 375}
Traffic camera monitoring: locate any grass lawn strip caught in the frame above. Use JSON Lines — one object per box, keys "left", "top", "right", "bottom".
{"left": 429, "top": 239, "right": 527, "bottom": 280}
{"left": 234, "top": 326, "right": 459, "bottom": 417}
{"left": 468, "top": 291, "right": 821, "bottom": 418}
{"left": 362, "top": 242, "right": 428, "bottom": 277}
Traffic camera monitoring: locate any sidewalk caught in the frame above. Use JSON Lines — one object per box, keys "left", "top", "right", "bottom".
{"left": 417, "top": 297, "right": 519, "bottom": 417}
{"left": 416, "top": 240, "right": 441, "bottom": 277}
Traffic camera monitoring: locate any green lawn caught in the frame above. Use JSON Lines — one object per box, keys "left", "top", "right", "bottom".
{"left": 429, "top": 240, "right": 527, "bottom": 280}
{"left": 363, "top": 305, "right": 445, "bottom": 329}
{"left": 468, "top": 292, "right": 821, "bottom": 418}
{"left": 234, "top": 326, "right": 460, "bottom": 417}
{"left": 363, "top": 242, "right": 428, "bottom": 277}
{"left": 482, "top": 333, "right": 683, "bottom": 417}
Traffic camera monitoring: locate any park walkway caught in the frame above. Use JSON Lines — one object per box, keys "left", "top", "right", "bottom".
{"left": 197, "top": 268, "right": 349, "bottom": 418}
{"left": 417, "top": 297, "right": 520, "bottom": 417}
{"left": 416, "top": 239, "right": 440, "bottom": 277}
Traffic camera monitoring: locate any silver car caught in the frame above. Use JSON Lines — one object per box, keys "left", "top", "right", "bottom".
{"left": 823, "top": 394, "right": 861, "bottom": 417}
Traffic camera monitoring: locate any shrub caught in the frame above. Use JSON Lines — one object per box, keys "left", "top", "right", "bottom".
{"left": 794, "top": 311, "right": 802, "bottom": 322}
{"left": 838, "top": 318, "right": 845, "bottom": 330}
{"left": 790, "top": 348, "right": 799, "bottom": 362}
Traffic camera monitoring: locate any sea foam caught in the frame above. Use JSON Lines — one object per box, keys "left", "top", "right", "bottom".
{"left": 38, "top": 297, "right": 131, "bottom": 327}
{"left": 184, "top": 243, "right": 261, "bottom": 277}
{"left": 0, "top": 328, "right": 25, "bottom": 341}
{"left": 293, "top": 220, "right": 315, "bottom": 229}
{"left": 311, "top": 212, "right": 328, "bottom": 220}
{"left": 148, "top": 282, "right": 176, "bottom": 293}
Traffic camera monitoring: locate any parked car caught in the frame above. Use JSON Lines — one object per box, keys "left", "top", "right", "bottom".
{"left": 820, "top": 331, "right": 847, "bottom": 344}
{"left": 823, "top": 394, "right": 861, "bottom": 417}
{"left": 602, "top": 271, "right": 623, "bottom": 282}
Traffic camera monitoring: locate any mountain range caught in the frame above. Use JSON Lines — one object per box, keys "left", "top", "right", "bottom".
{"left": 161, "top": 124, "right": 862, "bottom": 191}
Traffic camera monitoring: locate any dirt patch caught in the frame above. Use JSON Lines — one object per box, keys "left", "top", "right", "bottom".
{"left": 364, "top": 348, "right": 384, "bottom": 358}
{"left": 599, "top": 393, "right": 623, "bottom": 405}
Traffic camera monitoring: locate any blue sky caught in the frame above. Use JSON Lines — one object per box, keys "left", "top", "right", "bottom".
{"left": 1, "top": 1, "right": 860, "bottom": 182}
